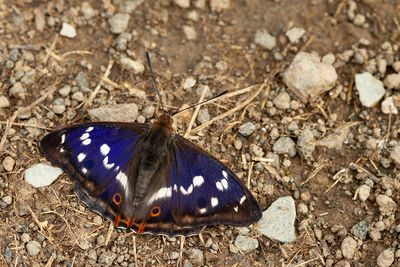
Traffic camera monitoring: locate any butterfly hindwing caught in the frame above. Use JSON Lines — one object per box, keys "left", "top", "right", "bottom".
{"left": 40, "top": 122, "right": 149, "bottom": 227}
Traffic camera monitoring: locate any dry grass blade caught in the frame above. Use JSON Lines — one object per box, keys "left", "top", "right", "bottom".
{"left": 184, "top": 84, "right": 208, "bottom": 138}
{"left": 84, "top": 60, "right": 114, "bottom": 109}
{"left": 105, "top": 222, "right": 114, "bottom": 246}
{"left": 325, "top": 167, "right": 349, "bottom": 193}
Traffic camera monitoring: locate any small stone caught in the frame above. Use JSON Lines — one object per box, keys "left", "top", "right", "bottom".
{"left": 272, "top": 137, "right": 296, "bottom": 157}
{"left": 121, "top": 0, "right": 144, "bottom": 13}
{"left": 2, "top": 195, "right": 12, "bottom": 206}
{"left": 390, "top": 144, "right": 400, "bottom": 168}
{"left": 88, "top": 249, "right": 97, "bottom": 261}
{"left": 96, "top": 235, "right": 105, "bottom": 246}
{"left": 341, "top": 236, "right": 357, "bottom": 259}
{"left": 9, "top": 82, "right": 26, "bottom": 99}
{"left": 72, "top": 91, "right": 84, "bottom": 102}
{"left": 114, "top": 32, "right": 132, "bottom": 51}
{"left": 285, "top": 27, "right": 306, "bottom": 43}
{"left": 296, "top": 127, "right": 315, "bottom": 158}
{"left": 2, "top": 156, "right": 15, "bottom": 172}
{"left": 283, "top": 52, "right": 337, "bottom": 103}
{"left": 183, "top": 25, "right": 197, "bottom": 40}
{"left": 273, "top": 92, "right": 291, "bottom": 110}
{"left": 353, "top": 14, "right": 366, "bottom": 26}
{"left": 26, "top": 241, "right": 41, "bottom": 256}
{"left": 238, "top": 122, "right": 256, "bottom": 137}
{"left": 234, "top": 235, "right": 259, "bottom": 252}
{"left": 120, "top": 56, "right": 145, "bottom": 74}
{"left": 376, "top": 194, "right": 396, "bottom": 216}
{"left": 183, "top": 77, "right": 196, "bottom": 90}
{"left": 174, "top": 0, "right": 190, "bottom": 8}
{"left": 142, "top": 105, "right": 155, "bottom": 119}
{"left": 89, "top": 103, "right": 139, "bottom": 122}
{"left": 187, "top": 11, "right": 199, "bottom": 21}
{"left": 136, "top": 115, "right": 145, "bottom": 123}
{"left": 185, "top": 248, "right": 203, "bottom": 266}
{"left": 381, "top": 97, "right": 398, "bottom": 114}
{"left": 93, "top": 215, "right": 102, "bottom": 225}
{"left": 229, "top": 244, "right": 239, "bottom": 253}
{"left": 58, "top": 85, "right": 71, "bottom": 97}
{"left": 183, "top": 259, "right": 193, "bottom": 267}
{"left": 0, "top": 95, "right": 11, "bottom": 108}
{"left": 358, "top": 184, "right": 370, "bottom": 201}
{"left": 233, "top": 139, "right": 242, "bottom": 150}
{"left": 24, "top": 163, "right": 63, "bottom": 188}
{"left": 98, "top": 251, "right": 117, "bottom": 265}
{"left": 316, "top": 126, "right": 350, "bottom": 150}
{"left": 53, "top": 104, "right": 66, "bottom": 114}
{"left": 297, "top": 203, "right": 308, "bottom": 214}
{"left": 195, "top": 85, "right": 212, "bottom": 98}
{"left": 384, "top": 73, "right": 400, "bottom": 89}
{"left": 108, "top": 13, "right": 130, "bottom": 34}
{"left": 21, "top": 233, "right": 30, "bottom": 243}
{"left": 78, "top": 239, "right": 90, "bottom": 250}
{"left": 81, "top": 2, "right": 96, "bottom": 19}
{"left": 197, "top": 108, "right": 210, "bottom": 124}
{"left": 60, "top": 23, "right": 77, "bottom": 38}
{"left": 254, "top": 29, "right": 276, "bottom": 50}
{"left": 75, "top": 72, "right": 89, "bottom": 90}
{"left": 355, "top": 72, "right": 385, "bottom": 107}
{"left": 351, "top": 220, "right": 369, "bottom": 240}
{"left": 210, "top": 0, "right": 230, "bottom": 11}
{"left": 256, "top": 196, "right": 296, "bottom": 243}
{"left": 170, "top": 251, "right": 180, "bottom": 260}
{"left": 377, "top": 249, "right": 394, "bottom": 267}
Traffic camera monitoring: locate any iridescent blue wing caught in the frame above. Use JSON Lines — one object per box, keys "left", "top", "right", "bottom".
{"left": 133, "top": 135, "right": 262, "bottom": 236}
{"left": 40, "top": 122, "right": 149, "bottom": 228}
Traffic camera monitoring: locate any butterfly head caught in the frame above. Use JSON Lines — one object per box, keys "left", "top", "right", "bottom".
{"left": 153, "top": 114, "right": 174, "bottom": 131}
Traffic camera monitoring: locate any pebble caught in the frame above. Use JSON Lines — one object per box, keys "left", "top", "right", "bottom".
{"left": 21, "top": 233, "right": 30, "bottom": 243}
{"left": 210, "top": 0, "right": 230, "bottom": 11}
{"left": 136, "top": 115, "right": 145, "bottom": 123}
{"left": 88, "top": 249, "right": 98, "bottom": 261}
{"left": 358, "top": 184, "right": 370, "bottom": 201}
{"left": 296, "top": 127, "right": 315, "bottom": 158}
{"left": 285, "top": 27, "right": 306, "bottom": 43}
{"left": 355, "top": 72, "right": 385, "bottom": 107}
{"left": 272, "top": 137, "right": 296, "bottom": 157}
{"left": 254, "top": 29, "right": 276, "bottom": 50}
{"left": 390, "top": 144, "right": 400, "bottom": 168}
{"left": 351, "top": 220, "right": 369, "bottom": 240}
{"left": 273, "top": 92, "right": 291, "bottom": 110}
{"left": 297, "top": 203, "right": 308, "bottom": 214}
{"left": 183, "top": 25, "right": 197, "bottom": 40}
{"left": 98, "top": 251, "right": 117, "bottom": 265}
{"left": 376, "top": 194, "right": 396, "bottom": 216}
{"left": 234, "top": 235, "right": 259, "bottom": 252}
{"left": 75, "top": 72, "right": 89, "bottom": 90}
{"left": 377, "top": 249, "right": 394, "bottom": 267}
{"left": 316, "top": 126, "right": 350, "bottom": 150}
{"left": 26, "top": 240, "right": 41, "bottom": 256}
{"left": 89, "top": 103, "right": 139, "bottom": 122}
{"left": 185, "top": 248, "right": 204, "bottom": 266}
{"left": 170, "top": 251, "right": 180, "bottom": 260}
{"left": 183, "top": 259, "right": 193, "bottom": 267}
{"left": 195, "top": 85, "right": 212, "bottom": 98}
{"left": 53, "top": 104, "right": 66, "bottom": 114}
{"left": 0, "top": 95, "right": 11, "bottom": 108}
{"left": 120, "top": 56, "right": 145, "bottom": 74}
{"left": 142, "top": 105, "right": 155, "bottom": 119}
{"left": 72, "top": 91, "right": 84, "bottom": 102}
{"left": 24, "top": 163, "right": 63, "bottom": 188}
{"left": 93, "top": 215, "right": 102, "bottom": 225}
{"left": 59, "top": 85, "right": 71, "bottom": 97}
{"left": 234, "top": 139, "right": 242, "bottom": 150}
{"left": 2, "top": 195, "right": 12, "bottom": 206}
{"left": 283, "top": 52, "right": 337, "bottom": 103}
{"left": 109, "top": 13, "right": 130, "bottom": 34}
{"left": 238, "top": 122, "right": 256, "bottom": 137}
{"left": 341, "top": 236, "right": 357, "bottom": 259}
{"left": 9, "top": 82, "right": 26, "bottom": 99}
{"left": 256, "top": 196, "right": 296, "bottom": 243}
{"left": 115, "top": 32, "right": 132, "bottom": 51}
{"left": 381, "top": 97, "right": 398, "bottom": 114}
{"left": 78, "top": 239, "right": 90, "bottom": 250}
{"left": 2, "top": 156, "right": 15, "bottom": 172}
{"left": 197, "top": 108, "right": 210, "bottom": 124}
{"left": 183, "top": 77, "right": 196, "bottom": 90}
{"left": 60, "top": 22, "right": 77, "bottom": 38}
{"left": 384, "top": 73, "right": 400, "bottom": 89}
{"left": 174, "top": 0, "right": 190, "bottom": 8}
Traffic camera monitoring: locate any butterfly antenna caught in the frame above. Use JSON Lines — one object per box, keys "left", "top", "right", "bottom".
{"left": 172, "top": 90, "right": 228, "bottom": 117}
{"left": 146, "top": 52, "right": 166, "bottom": 113}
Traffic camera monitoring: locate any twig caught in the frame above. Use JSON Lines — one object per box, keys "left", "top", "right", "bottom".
{"left": 61, "top": 50, "right": 93, "bottom": 59}
{"left": 84, "top": 60, "right": 114, "bottom": 109}
{"left": 184, "top": 84, "right": 208, "bottom": 138}
{"left": 247, "top": 161, "right": 254, "bottom": 188}
{"left": 105, "top": 221, "right": 114, "bottom": 246}
{"left": 0, "top": 121, "right": 53, "bottom": 130}
{"left": 133, "top": 235, "right": 138, "bottom": 267}
{"left": 292, "top": 257, "right": 320, "bottom": 267}
{"left": 301, "top": 164, "right": 326, "bottom": 185}
{"left": 325, "top": 167, "right": 348, "bottom": 193}
{"left": 44, "top": 34, "right": 59, "bottom": 63}
{"left": 177, "top": 236, "right": 185, "bottom": 267}
{"left": 44, "top": 253, "right": 56, "bottom": 267}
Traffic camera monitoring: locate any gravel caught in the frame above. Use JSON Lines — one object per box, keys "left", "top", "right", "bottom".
{"left": 383, "top": 73, "right": 400, "bottom": 89}
{"left": 88, "top": 103, "right": 139, "bottom": 122}
{"left": 24, "top": 163, "right": 63, "bottom": 188}
{"left": 375, "top": 194, "right": 396, "bottom": 216}
{"left": 272, "top": 136, "right": 296, "bottom": 157}
{"left": 174, "top": 0, "right": 190, "bottom": 8}
{"left": 254, "top": 29, "right": 276, "bottom": 50}
{"left": 357, "top": 184, "right": 371, "bottom": 201}
{"left": 0, "top": 95, "right": 11, "bottom": 108}
{"left": 341, "top": 236, "right": 357, "bottom": 260}
{"left": 377, "top": 249, "right": 395, "bottom": 267}
{"left": 26, "top": 241, "right": 41, "bottom": 256}
{"left": 182, "top": 25, "right": 197, "bottom": 40}
{"left": 120, "top": 56, "right": 145, "bottom": 74}
{"left": 285, "top": 27, "right": 306, "bottom": 43}
{"left": 234, "top": 235, "right": 259, "bottom": 252}
{"left": 185, "top": 248, "right": 204, "bottom": 266}
{"left": 60, "top": 22, "right": 77, "bottom": 38}
{"left": 108, "top": 13, "right": 130, "bottom": 34}
{"left": 355, "top": 72, "right": 385, "bottom": 107}
{"left": 238, "top": 122, "right": 256, "bottom": 137}
{"left": 350, "top": 220, "right": 369, "bottom": 240}
{"left": 210, "top": 0, "right": 230, "bottom": 11}
{"left": 273, "top": 92, "right": 291, "bottom": 110}
{"left": 197, "top": 108, "right": 210, "bottom": 124}
{"left": 183, "top": 77, "right": 197, "bottom": 90}
{"left": 195, "top": 85, "right": 212, "bottom": 98}
{"left": 381, "top": 97, "right": 398, "bottom": 114}
{"left": 142, "top": 105, "right": 155, "bottom": 119}
{"left": 2, "top": 156, "right": 15, "bottom": 172}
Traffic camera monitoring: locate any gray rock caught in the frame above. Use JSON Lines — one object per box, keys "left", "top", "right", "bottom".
{"left": 120, "top": 56, "right": 144, "bottom": 74}
{"left": 183, "top": 77, "right": 196, "bottom": 90}
{"left": 234, "top": 235, "right": 259, "bottom": 252}
{"left": 272, "top": 137, "right": 296, "bottom": 157}
{"left": 0, "top": 95, "right": 10, "bottom": 108}
{"left": 254, "top": 29, "right": 276, "bottom": 50}
{"left": 21, "top": 233, "right": 30, "bottom": 243}
{"left": 4, "top": 245, "right": 12, "bottom": 261}
{"left": 88, "top": 249, "right": 98, "bottom": 261}
{"left": 358, "top": 185, "right": 371, "bottom": 202}
{"left": 24, "top": 163, "right": 63, "bottom": 188}
{"left": 286, "top": 27, "right": 306, "bottom": 43}
{"left": 316, "top": 126, "right": 350, "bottom": 150}
{"left": 78, "top": 239, "right": 90, "bottom": 250}
{"left": 273, "top": 92, "right": 291, "bottom": 110}
{"left": 9, "top": 82, "right": 26, "bottom": 99}
{"left": 121, "top": 0, "right": 144, "bottom": 13}
{"left": 341, "top": 236, "right": 357, "bottom": 260}
{"left": 98, "top": 251, "right": 117, "bottom": 266}
{"left": 355, "top": 72, "right": 385, "bottom": 107}
{"left": 195, "top": 85, "right": 212, "bottom": 98}
{"left": 376, "top": 194, "right": 396, "bottom": 216}
{"left": 142, "top": 105, "right": 155, "bottom": 119}
{"left": 238, "top": 122, "right": 256, "bottom": 137}
{"left": 351, "top": 220, "right": 369, "bottom": 240}
{"left": 256, "top": 196, "right": 296, "bottom": 243}
{"left": 383, "top": 73, "right": 400, "bottom": 89}
{"left": 390, "top": 144, "right": 400, "bottom": 168}
{"left": 169, "top": 251, "right": 180, "bottom": 260}
{"left": 2, "top": 196, "right": 12, "bottom": 205}
{"left": 377, "top": 249, "right": 394, "bottom": 267}
{"left": 60, "top": 22, "right": 77, "bottom": 38}
{"left": 283, "top": 52, "right": 337, "bottom": 103}
{"left": 115, "top": 32, "right": 132, "bottom": 51}
{"left": 53, "top": 104, "right": 66, "bottom": 114}
{"left": 381, "top": 97, "right": 398, "bottom": 114}
{"left": 88, "top": 103, "right": 138, "bottom": 122}
{"left": 75, "top": 72, "right": 89, "bottom": 90}
{"left": 26, "top": 240, "right": 41, "bottom": 256}
{"left": 72, "top": 91, "right": 84, "bottom": 102}
{"left": 296, "top": 127, "right": 315, "bottom": 158}
{"left": 2, "top": 156, "right": 15, "bottom": 172}
{"left": 183, "top": 25, "right": 197, "bottom": 40}
{"left": 185, "top": 248, "right": 203, "bottom": 266}
{"left": 109, "top": 13, "right": 130, "bottom": 34}
{"left": 58, "top": 85, "right": 71, "bottom": 97}
{"left": 183, "top": 259, "right": 193, "bottom": 267}
{"left": 197, "top": 108, "right": 210, "bottom": 124}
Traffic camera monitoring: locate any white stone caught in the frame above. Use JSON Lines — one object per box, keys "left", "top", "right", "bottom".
{"left": 2, "top": 156, "right": 15, "bottom": 172}
{"left": 60, "top": 23, "right": 77, "bottom": 38}
{"left": 381, "top": 97, "right": 398, "bottom": 114}
{"left": 24, "top": 163, "right": 63, "bottom": 188}
{"left": 341, "top": 236, "right": 357, "bottom": 259}
{"left": 283, "top": 52, "right": 337, "bottom": 103}
{"left": 174, "top": 0, "right": 190, "bottom": 8}
{"left": 376, "top": 194, "right": 396, "bottom": 216}
{"left": 108, "top": 13, "right": 130, "bottom": 34}
{"left": 26, "top": 241, "right": 41, "bottom": 256}
{"left": 210, "top": 0, "right": 230, "bottom": 11}
{"left": 355, "top": 72, "right": 385, "bottom": 107}
{"left": 120, "top": 56, "right": 144, "bottom": 74}
{"left": 377, "top": 249, "right": 395, "bottom": 267}
{"left": 384, "top": 73, "right": 400, "bottom": 89}
{"left": 286, "top": 27, "right": 306, "bottom": 43}
{"left": 254, "top": 29, "right": 276, "bottom": 51}
{"left": 255, "top": 196, "right": 296, "bottom": 243}
{"left": 358, "top": 184, "right": 370, "bottom": 201}
{"left": 0, "top": 95, "right": 11, "bottom": 108}
{"left": 183, "top": 25, "right": 197, "bottom": 40}
{"left": 234, "top": 235, "right": 258, "bottom": 252}
{"left": 183, "top": 77, "right": 196, "bottom": 89}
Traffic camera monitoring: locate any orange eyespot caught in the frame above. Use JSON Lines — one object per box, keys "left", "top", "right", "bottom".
{"left": 150, "top": 206, "right": 161, "bottom": 217}
{"left": 113, "top": 193, "right": 122, "bottom": 206}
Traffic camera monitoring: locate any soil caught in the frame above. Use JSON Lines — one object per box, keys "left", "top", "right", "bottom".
{"left": 1, "top": 0, "right": 400, "bottom": 266}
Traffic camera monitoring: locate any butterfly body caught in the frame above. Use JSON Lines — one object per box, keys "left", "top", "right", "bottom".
{"left": 40, "top": 113, "right": 262, "bottom": 237}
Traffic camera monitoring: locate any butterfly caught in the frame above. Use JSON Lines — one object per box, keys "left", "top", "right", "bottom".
{"left": 40, "top": 56, "right": 262, "bottom": 237}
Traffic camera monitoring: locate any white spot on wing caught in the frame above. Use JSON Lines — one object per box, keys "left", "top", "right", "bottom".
{"left": 60, "top": 147, "right": 64, "bottom": 152}
{"left": 86, "top": 127, "right": 94, "bottom": 132}
{"left": 234, "top": 206, "right": 238, "bottom": 212}
{"left": 173, "top": 184, "right": 178, "bottom": 192}
{"left": 116, "top": 171, "right": 128, "bottom": 191}
{"left": 148, "top": 187, "right": 172, "bottom": 203}
{"left": 222, "top": 170, "right": 228, "bottom": 179}
{"left": 221, "top": 178, "right": 228, "bottom": 190}
{"left": 199, "top": 208, "right": 207, "bottom": 214}
{"left": 100, "top": 144, "right": 110, "bottom": 156}
{"left": 193, "top": 175, "right": 204, "bottom": 187}
{"left": 180, "top": 185, "right": 193, "bottom": 195}
{"left": 82, "top": 139, "right": 91, "bottom": 145}
{"left": 80, "top": 132, "right": 90, "bottom": 140}
{"left": 211, "top": 197, "right": 219, "bottom": 207}
{"left": 61, "top": 134, "right": 65, "bottom": 144}
{"left": 240, "top": 195, "right": 246, "bottom": 204}
{"left": 77, "top": 153, "right": 86, "bottom": 162}
{"left": 103, "top": 156, "right": 115, "bottom": 169}
{"left": 216, "top": 181, "right": 223, "bottom": 191}
{"left": 82, "top": 167, "right": 88, "bottom": 174}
